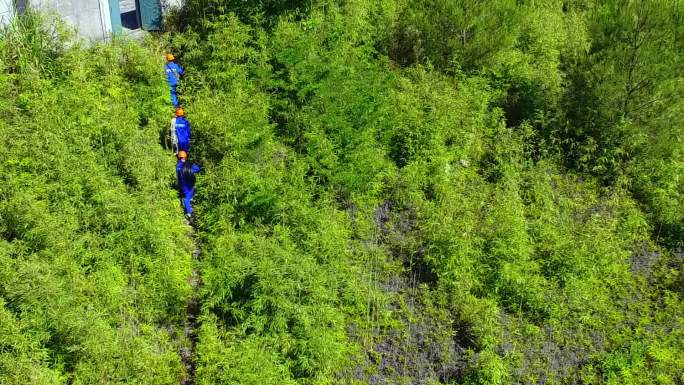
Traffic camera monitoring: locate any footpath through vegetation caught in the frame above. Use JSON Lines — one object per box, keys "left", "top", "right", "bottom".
{"left": 180, "top": 232, "right": 200, "bottom": 385}
{"left": 165, "top": 51, "right": 201, "bottom": 385}
{"left": 1, "top": 1, "right": 684, "bottom": 384}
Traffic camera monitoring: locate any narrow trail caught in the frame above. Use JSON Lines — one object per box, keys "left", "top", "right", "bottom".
{"left": 166, "top": 54, "right": 201, "bottom": 384}
{"left": 180, "top": 225, "right": 201, "bottom": 385}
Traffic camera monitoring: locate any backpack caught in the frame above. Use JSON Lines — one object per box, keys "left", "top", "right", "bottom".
{"left": 181, "top": 162, "right": 196, "bottom": 187}
{"left": 170, "top": 117, "right": 178, "bottom": 153}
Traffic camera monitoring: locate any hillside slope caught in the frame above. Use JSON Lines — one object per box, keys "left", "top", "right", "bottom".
{"left": 0, "top": 1, "right": 682, "bottom": 384}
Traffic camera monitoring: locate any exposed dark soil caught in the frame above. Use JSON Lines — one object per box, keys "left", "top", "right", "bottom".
{"left": 341, "top": 202, "right": 472, "bottom": 384}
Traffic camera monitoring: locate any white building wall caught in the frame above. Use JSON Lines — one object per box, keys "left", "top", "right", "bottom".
{"left": 30, "top": 0, "right": 113, "bottom": 39}
{"left": 0, "top": 0, "right": 14, "bottom": 29}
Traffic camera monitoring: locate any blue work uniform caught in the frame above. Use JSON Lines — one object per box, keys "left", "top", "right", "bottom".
{"left": 177, "top": 160, "right": 200, "bottom": 215}
{"left": 165, "top": 62, "right": 184, "bottom": 107}
{"left": 175, "top": 116, "right": 191, "bottom": 152}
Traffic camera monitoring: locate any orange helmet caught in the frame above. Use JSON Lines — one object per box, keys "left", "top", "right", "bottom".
{"left": 178, "top": 150, "right": 187, "bottom": 159}
{"left": 166, "top": 53, "right": 175, "bottom": 61}
{"left": 175, "top": 108, "right": 185, "bottom": 117}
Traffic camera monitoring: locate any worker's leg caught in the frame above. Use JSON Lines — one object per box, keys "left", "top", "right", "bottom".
{"left": 182, "top": 189, "right": 195, "bottom": 215}
{"left": 170, "top": 86, "right": 179, "bottom": 107}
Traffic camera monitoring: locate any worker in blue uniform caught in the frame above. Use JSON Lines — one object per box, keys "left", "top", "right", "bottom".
{"left": 172, "top": 108, "right": 191, "bottom": 154}
{"left": 165, "top": 53, "right": 184, "bottom": 107}
{"left": 176, "top": 151, "right": 200, "bottom": 219}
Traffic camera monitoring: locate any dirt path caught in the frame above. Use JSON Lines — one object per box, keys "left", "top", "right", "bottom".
{"left": 180, "top": 227, "right": 201, "bottom": 385}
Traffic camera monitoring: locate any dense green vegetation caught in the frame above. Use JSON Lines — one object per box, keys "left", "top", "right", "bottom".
{"left": 2, "top": 0, "right": 683, "bottom": 384}
{"left": 0, "top": 15, "right": 191, "bottom": 383}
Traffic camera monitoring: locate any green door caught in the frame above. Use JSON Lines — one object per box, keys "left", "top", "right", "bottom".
{"left": 108, "top": 0, "right": 122, "bottom": 34}
{"left": 137, "top": 0, "right": 162, "bottom": 31}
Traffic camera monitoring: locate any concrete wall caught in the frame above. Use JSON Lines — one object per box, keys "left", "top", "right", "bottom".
{"left": 30, "top": 0, "right": 113, "bottom": 39}
{"left": 4, "top": 0, "right": 180, "bottom": 39}
{"left": 0, "top": 0, "right": 14, "bottom": 29}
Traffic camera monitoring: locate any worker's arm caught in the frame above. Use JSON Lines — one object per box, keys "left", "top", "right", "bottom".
{"left": 192, "top": 164, "right": 200, "bottom": 174}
